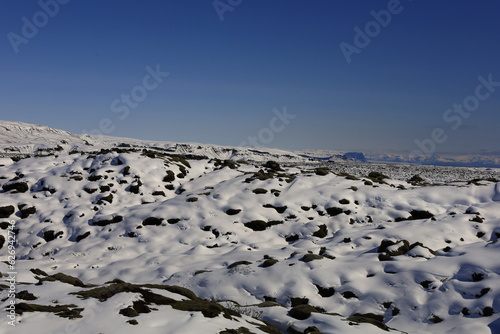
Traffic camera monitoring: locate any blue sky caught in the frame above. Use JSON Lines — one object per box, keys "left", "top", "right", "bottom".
{"left": 1, "top": 1, "right": 499, "bottom": 154}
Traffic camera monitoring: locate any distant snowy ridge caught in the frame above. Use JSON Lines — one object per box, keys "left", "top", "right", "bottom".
{"left": 295, "top": 149, "right": 367, "bottom": 163}
{"left": 0, "top": 120, "right": 93, "bottom": 154}
{"left": 0, "top": 120, "right": 311, "bottom": 163}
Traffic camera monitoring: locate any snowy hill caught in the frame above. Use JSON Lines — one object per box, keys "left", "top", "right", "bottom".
{"left": 1, "top": 121, "right": 500, "bottom": 333}
{"left": 0, "top": 121, "right": 311, "bottom": 163}
{"left": 0, "top": 121, "right": 93, "bottom": 155}
{"left": 1, "top": 134, "right": 500, "bottom": 333}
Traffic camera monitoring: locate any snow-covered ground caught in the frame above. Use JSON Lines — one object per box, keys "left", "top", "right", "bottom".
{"left": 1, "top": 121, "right": 500, "bottom": 333}
{"left": 317, "top": 162, "right": 500, "bottom": 184}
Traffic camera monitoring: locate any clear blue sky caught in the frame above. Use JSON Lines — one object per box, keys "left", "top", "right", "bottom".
{"left": 1, "top": 0, "right": 499, "bottom": 154}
